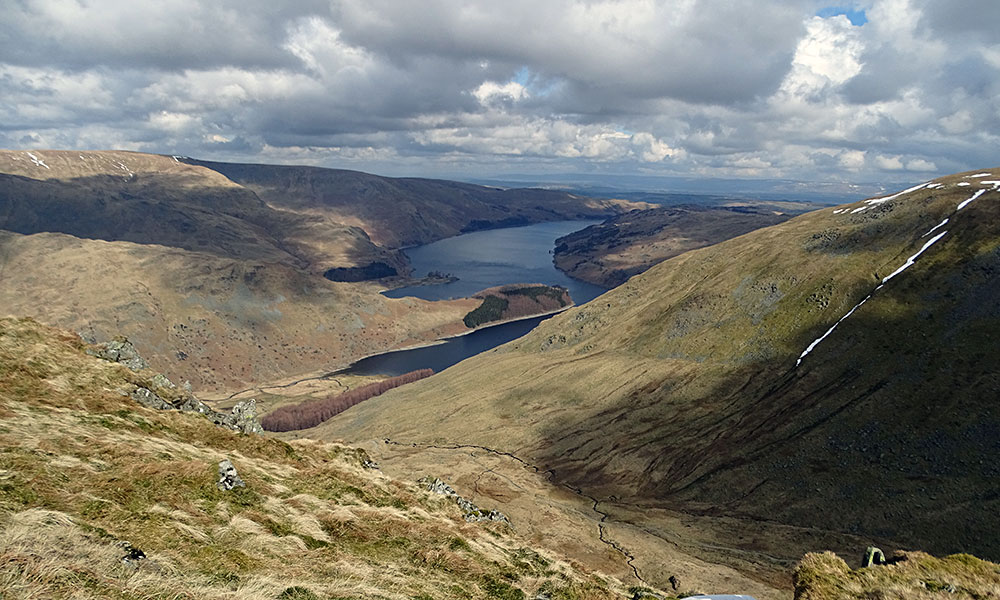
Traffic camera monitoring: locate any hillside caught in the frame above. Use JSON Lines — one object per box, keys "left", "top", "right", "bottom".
{"left": 553, "top": 204, "right": 803, "bottom": 287}
{"left": 0, "top": 229, "right": 477, "bottom": 391}
{"left": 0, "top": 150, "right": 638, "bottom": 392}
{"left": 0, "top": 316, "right": 651, "bottom": 599}
{"left": 794, "top": 551, "right": 1000, "bottom": 599}
{"left": 317, "top": 169, "right": 1000, "bottom": 579}
{"left": 189, "top": 159, "right": 646, "bottom": 249}
{"left": 0, "top": 150, "right": 400, "bottom": 275}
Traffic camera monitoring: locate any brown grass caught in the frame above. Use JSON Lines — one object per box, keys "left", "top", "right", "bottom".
{"left": 794, "top": 551, "right": 1000, "bottom": 600}
{"left": 0, "top": 317, "right": 632, "bottom": 599}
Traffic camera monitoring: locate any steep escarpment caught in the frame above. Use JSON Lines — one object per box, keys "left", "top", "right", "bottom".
{"left": 321, "top": 169, "right": 1000, "bottom": 561}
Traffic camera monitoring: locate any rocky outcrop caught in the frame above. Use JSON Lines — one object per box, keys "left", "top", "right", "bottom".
{"left": 87, "top": 337, "right": 149, "bottom": 370}
{"left": 90, "top": 336, "right": 262, "bottom": 434}
{"left": 419, "top": 477, "right": 511, "bottom": 525}
{"left": 217, "top": 459, "right": 245, "bottom": 490}
{"left": 213, "top": 399, "right": 264, "bottom": 435}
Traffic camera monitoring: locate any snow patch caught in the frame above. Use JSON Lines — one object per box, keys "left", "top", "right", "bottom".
{"left": 881, "top": 231, "right": 949, "bottom": 284}
{"left": 26, "top": 152, "right": 49, "bottom": 169}
{"left": 797, "top": 293, "right": 873, "bottom": 367}
{"left": 958, "top": 182, "right": 971, "bottom": 186}
{"left": 868, "top": 182, "right": 929, "bottom": 204}
{"left": 966, "top": 173, "right": 992, "bottom": 178}
{"left": 921, "top": 218, "right": 949, "bottom": 238}
{"left": 957, "top": 189, "right": 986, "bottom": 211}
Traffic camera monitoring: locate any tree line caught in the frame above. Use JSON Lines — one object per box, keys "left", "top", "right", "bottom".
{"left": 261, "top": 369, "right": 434, "bottom": 432}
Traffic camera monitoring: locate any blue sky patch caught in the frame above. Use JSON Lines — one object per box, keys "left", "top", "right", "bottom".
{"left": 817, "top": 6, "right": 868, "bottom": 25}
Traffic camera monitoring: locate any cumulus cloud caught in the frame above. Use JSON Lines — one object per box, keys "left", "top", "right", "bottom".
{"left": 0, "top": 0, "right": 998, "bottom": 182}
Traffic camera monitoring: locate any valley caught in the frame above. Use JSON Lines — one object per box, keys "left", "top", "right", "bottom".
{"left": 4, "top": 150, "right": 999, "bottom": 599}
{"left": 0, "top": 150, "right": 639, "bottom": 393}
{"left": 314, "top": 168, "right": 1000, "bottom": 594}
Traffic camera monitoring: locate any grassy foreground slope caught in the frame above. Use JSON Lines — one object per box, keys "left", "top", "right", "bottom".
{"left": 0, "top": 317, "right": 638, "bottom": 599}
{"left": 320, "top": 169, "right": 1000, "bottom": 560}
{"left": 794, "top": 551, "right": 1000, "bottom": 599}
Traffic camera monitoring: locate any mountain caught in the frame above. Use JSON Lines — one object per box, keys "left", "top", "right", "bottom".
{"left": 0, "top": 150, "right": 641, "bottom": 392}
{"left": 186, "top": 158, "right": 646, "bottom": 249}
{"left": 317, "top": 169, "right": 1000, "bottom": 583}
{"left": 0, "top": 316, "right": 648, "bottom": 599}
{"left": 553, "top": 204, "right": 805, "bottom": 287}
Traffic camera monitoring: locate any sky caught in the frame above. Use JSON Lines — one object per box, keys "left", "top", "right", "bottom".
{"left": 2, "top": 0, "right": 999, "bottom": 184}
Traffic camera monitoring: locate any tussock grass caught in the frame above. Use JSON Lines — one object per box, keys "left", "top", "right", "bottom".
{"left": 794, "top": 550, "right": 1000, "bottom": 599}
{"left": 0, "top": 317, "right": 629, "bottom": 599}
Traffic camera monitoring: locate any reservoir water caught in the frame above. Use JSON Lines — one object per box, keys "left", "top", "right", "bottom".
{"left": 383, "top": 220, "right": 606, "bottom": 304}
{"left": 345, "top": 220, "right": 607, "bottom": 376}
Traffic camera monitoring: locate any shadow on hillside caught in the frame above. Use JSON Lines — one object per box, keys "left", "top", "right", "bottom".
{"left": 0, "top": 172, "right": 400, "bottom": 273}
{"left": 532, "top": 236, "right": 1000, "bottom": 561}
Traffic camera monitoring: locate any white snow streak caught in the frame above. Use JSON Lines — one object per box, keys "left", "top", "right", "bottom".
{"left": 868, "top": 182, "right": 929, "bottom": 204}
{"left": 921, "top": 218, "right": 949, "bottom": 238}
{"left": 957, "top": 189, "right": 986, "bottom": 210}
{"left": 796, "top": 228, "right": 951, "bottom": 367}
{"left": 967, "top": 173, "right": 991, "bottom": 178}
{"left": 880, "top": 231, "right": 949, "bottom": 285}
{"left": 26, "top": 152, "right": 49, "bottom": 169}
{"left": 838, "top": 182, "right": 930, "bottom": 216}
{"left": 958, "top": 182, "right": 971, "bottom": 186}
{"left": 797, "top": 294, "right": 873, "bottom": 366}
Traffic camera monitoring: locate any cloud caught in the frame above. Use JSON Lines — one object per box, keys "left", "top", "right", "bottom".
{"left": 0, "top": 0, "right": 998, "bottom": 183}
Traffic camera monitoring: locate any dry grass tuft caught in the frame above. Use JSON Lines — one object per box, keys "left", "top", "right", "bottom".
{"left": 794, "top": 550, "right": 1000, "bottom": 599}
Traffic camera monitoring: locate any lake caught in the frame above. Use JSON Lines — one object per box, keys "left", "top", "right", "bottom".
{"left": 343, "top": 220, "right": 607, "bottom": 376}
{"left": 383, "top": 220, "right": 606, "bottom": 303}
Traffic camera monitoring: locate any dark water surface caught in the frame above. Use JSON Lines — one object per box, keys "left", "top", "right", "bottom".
{"left": 345, "top": 220, "right": 607, "bottom": 376}
{"left": 384, "top": 220, "right": 606, "bottom": 303}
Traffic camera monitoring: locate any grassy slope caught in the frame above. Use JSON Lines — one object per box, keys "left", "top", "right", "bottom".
{"left": 794, "top": 551, "right": 1000, "bottom": 599}
{"left": 318, "top": 169, "right": 1000, "bottom": 561}
{"left": 0, "top": 229, "right": 477, "bottom": 392}
{"left": 0, "top": 317, "right": 637, "bottom": 600}
{"left": 0, "top": 150, "right": 399, "bottom": 275}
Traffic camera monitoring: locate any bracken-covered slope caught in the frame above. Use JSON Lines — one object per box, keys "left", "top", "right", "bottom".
{"left": 0, "top": 317, "right": 641, "bottom": 600}
{"left": 0, "top": 229, "right": 475, "bottom": 391}
{"left": 321, "top": 169, "right": 1000, "bottom": 561}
